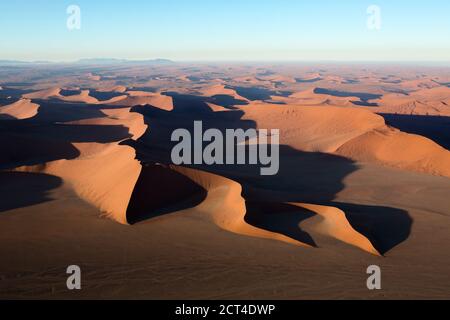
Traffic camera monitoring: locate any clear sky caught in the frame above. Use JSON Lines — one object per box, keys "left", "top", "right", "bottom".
{"left": 0, "top": 0, "right": 449, "bottom": 62}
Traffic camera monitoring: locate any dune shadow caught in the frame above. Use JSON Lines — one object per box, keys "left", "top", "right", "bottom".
{"left": 59, "top": 89, "right": 82, "bottom": 97}
{"left": 210, "top": 94, "right": 248, "bottom": 108}
{"left": 0, "top": 114, "right": 17, "bottom": 120}
{"left": 0, "top": 97, "right": 21, "bottom": 107}
{"left": 126, "top": 164, "right": 207, "bottom": 224}
{"left": 30, "top": 100, "right": 110, "bottom": 123}
{"left": 225, "top": 85, "right": 292, "bottom": 101}
{"left": 381, "top": 113, "right": 450, "bottom": 151}
{"left": 0, "top": 101, "right": 135, "bottom": 170}
{"left": 0, "top": 132, "right": 81, "bottom": 169}
{"left": 332, "top": 202, "right": 413, "bottom": 255}
{"left": 295, "top": 77, "right": 322, "bottom": 83}
{"left": 0, "top": 87, "right": 33, "bottom": 106}
{"left": 314, "top": 87, "right": 381, "bottom": 107}
{"left": 0, "top": 171, "right": 62, "bottom": 213}
{"left": 87, "top": 90, "right": 124, "bottom": 101}
{"left": 163, "top": 91, "right": 248, "bottom": 110}
{"left": 128, "top": 87, "right": 157, "bottom": 93}
{"left": 245, "top": 201, "right": 317, "bottom": 247}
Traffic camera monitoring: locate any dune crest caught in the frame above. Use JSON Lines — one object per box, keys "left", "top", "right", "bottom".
{"left": 23, "top": 87, "right": 61, "bottom": 99}
{"left": 336, "top": 126, "right": 450, "bottom": 177}
{"left": 16, "top": 144, "right": 142, "bottom": 224}
{"left": 112, "top": 93, "right": 173, "bottom": 110}
{"left": 171, "top": 165, "right": 313, "bottom": 247}
{"left": 286, "top": 88, "right": 361, "bottom": 106}
{"left": 201, "top": 84, "right": 249, "bottom": 101}
{"left": 58, "top": 89, "right": 99, "bottom": 104}
{"left": 165, "top": 166, "right": 379, "bottom": 253}
{"left": 0, "top": 99, "right": 40, "bottom": 120}
{"left": 12, "top": 106, "right": 148, "bottom": 224}
{"left": 242, "top": 104, "right": 386, "bottom": 152}
{"left": 242, "top": 103, "right": 450, "bottom": 178}
{"left": 290, "top": 203, "right": 380, "bottom": 255}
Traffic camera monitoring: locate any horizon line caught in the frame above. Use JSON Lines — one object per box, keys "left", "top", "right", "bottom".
{"left": 1, "top": 58, "right": 450, "bottom": 66}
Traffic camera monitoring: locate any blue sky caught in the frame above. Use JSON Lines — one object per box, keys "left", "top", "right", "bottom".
{"left": 0, "top": 0, "right": 449, "bottom": 62}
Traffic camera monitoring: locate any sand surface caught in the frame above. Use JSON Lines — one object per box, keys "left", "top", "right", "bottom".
{"left": 0, "top": 63, "right": 449, "bottom": 299}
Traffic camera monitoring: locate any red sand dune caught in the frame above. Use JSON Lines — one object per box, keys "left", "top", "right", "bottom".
{"left": 201, "top": 84, "right": 248, "bottom": 101}
{"left": 111, "top": 93, "right": 173, "bottom": 110}
{"left": 174, "top": 166, "right": 379, "bottom": 255}
{"left": 23, "top": 87, "right": 61, "bottom": 99}
{"left": 241, "top": 103, "right": 450, "bottom": 178}
{"left": 0, "top": 99, "right": 40, "bottom": 119}
{"left": 11, "top": 105, "right": 148, "bottom": 224}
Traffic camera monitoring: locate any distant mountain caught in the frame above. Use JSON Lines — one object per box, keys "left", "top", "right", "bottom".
{"left": 0, "top": 58, "right": 175, "bottom": 66}
{"left": 0, "top": 60, "right": 53, "bottom": 66}
{"left": 75, "top": 58, "right": 175, "bottom": 65}
{"left": 0, "top": 60, "right": 32, "bottom": 65}
{"left": 75, "top": 58, "right": 128, "bottom": 64}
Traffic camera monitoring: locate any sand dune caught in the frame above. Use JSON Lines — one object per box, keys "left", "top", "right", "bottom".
{"left": 16, "top": 144, "right": 142, "bottom": 224}
{"left": 12, "top": 142, "right": 380, "bottom": 254}
{"left": 336, "top": 126, "right": 450, "bottom": 177}
{"left": 242, "top": 103, "right": 386, "bottom": 152}
{"left": 11, "top": 129, "right": 380, "bottom": 254}
{"left": 290, "top": 203, "right": 380, "bottom": 255}
{"left": 257, "top": 74, "right": 296, "bottom": 84}
{"left": 0, "top": 99, "right": 39, "bottom": 120}
{"left": 170, "top": 166, "right": 311, "bottom": 247}
{"left": 23, "top": 87, "right": 61, "bottom": 99}
{"left": 286, "top": 88, "right": 360, "bottom": 106}
{"left": 400, "top": 78, "right": 441, "bottom": 90}
{"left": 374, "top": 86, "right": 450, "bottom": 116}
{"left": 242, "top": 103, "right": 450, "bottom": 178}
{"left": 23, "top": 87, "right": 128, "bottom": 105}
{"left": 86, "top": 73, "right": 101, "bottom": 81}
{"left": 24, "top": 88, "right": 100, "bottom": 104}
{"left": 10, "top": 104, "right": 148, "bottom": 224}
{"left": 152, "top": 166, "right": 380, "bottom": 254}
{"left": 111, "top": 93, "right": 173, "bottom": 110}
{"left": 98, "top": 85, "right": 127, "bottom": 93}
{"left": 58, "top": 89, "right": 99, "bottom": 104}
{"left": 201, "top": 84, "right": 248, "bottom": 101}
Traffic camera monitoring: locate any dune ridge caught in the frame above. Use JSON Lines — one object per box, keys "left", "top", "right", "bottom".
{"left": 16, "top": 145, "right": 142, "bottom": 224}
{"left": 167, "top": 166, "right": 380, "bottom": 254}
{"left": 290, "top": 203, "right": 380, "bottom": 255}
{"left": 23, "top": 87, "right": 61, "bottom": 100}
{"left": 0, "top": 99, "right": 40, "bottom": 120}
{"left": 242, "top": 103, "right": 450, "bottom": 178}
{"left": 336, "top": 126, "right": 450, "bottom": 177}
{"left": 170, "top": 165, "right": 310, "bottom": 247}
{"left": 11, "top": 105, "right": 148, "bottom": 224}
{"left": 201, "top": 84, "right": 248, "bottom": 101}
{"left": 111, "top": 93, "right": 174, "bottom": 110}
{"left": 242, "top": 103, "right": 386, "bottom": 152}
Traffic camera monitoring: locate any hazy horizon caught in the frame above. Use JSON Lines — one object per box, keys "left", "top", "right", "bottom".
{"left": 1, "top": 58, "right": 450, "bottom": 66}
